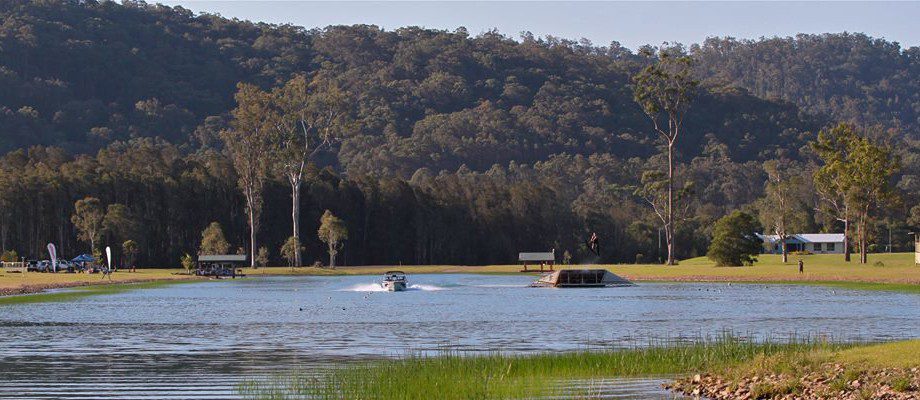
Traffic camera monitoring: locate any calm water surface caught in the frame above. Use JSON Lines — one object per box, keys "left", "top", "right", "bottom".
{"left": 1, "top": 274, "right": 917, "bottom": 399}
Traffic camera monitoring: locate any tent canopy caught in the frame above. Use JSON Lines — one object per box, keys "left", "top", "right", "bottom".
{"left": 71, "top": 254, "right": 95, "bottom": 263}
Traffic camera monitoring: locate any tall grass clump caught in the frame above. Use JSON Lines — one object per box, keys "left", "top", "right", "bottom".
{"left": 239, "top": 335, "right": 853, "bottom": 400}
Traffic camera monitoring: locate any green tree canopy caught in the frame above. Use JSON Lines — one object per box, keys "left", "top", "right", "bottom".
{"left": 199, "top": 222, "right": 231, "bottom": 255}
{"left": 707, "top": 211, "right": 762, "bottom": 267}
{"left": 318, "top": 210, "right": 348, "bottom": 268}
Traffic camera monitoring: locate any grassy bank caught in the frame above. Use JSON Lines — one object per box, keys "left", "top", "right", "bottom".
{"left": 670, "top": 340, "right": 920, "bottom": 399}
{"left": 238, "top": 338, "right": 857, "bottom": 400}
{"left": 0, "top": 279, "right": 196, "bottom": 305}
{"left": 0, "top": 268, "right": 199, "bottom": 302}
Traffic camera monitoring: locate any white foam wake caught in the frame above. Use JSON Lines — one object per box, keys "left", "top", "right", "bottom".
{"left": 408, "top": 284, "right": 446, "bottom": 291}
{"left": 339, "top": 283, "right": 447, "bottom": 292}
{"left": 341, "top": 283, "right": 388, "bottom": 292}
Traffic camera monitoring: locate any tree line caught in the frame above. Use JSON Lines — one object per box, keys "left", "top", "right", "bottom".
{"left": 0, "top": 1, "right": 917, "bottom": 266}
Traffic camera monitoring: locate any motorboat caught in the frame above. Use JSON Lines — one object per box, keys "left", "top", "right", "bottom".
{"left": 381, "top": 271, "right": 408, "bottom": 292}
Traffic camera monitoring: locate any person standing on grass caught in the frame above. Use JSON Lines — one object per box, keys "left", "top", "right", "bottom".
{"left": 798, "top": 259, "right": 804, "bottom": 274}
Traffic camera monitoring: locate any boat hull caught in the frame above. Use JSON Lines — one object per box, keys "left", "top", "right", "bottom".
{"left": 383, "top": 281, "right": 408, "bottom": 292}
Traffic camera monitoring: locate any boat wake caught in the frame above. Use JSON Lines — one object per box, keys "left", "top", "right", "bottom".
{"left": 340, "top": 283, "right": 447, "bottom": 292}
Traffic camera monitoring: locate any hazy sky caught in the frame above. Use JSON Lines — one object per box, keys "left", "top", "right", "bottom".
{"left": 156, "top": 1, "right": 920, "bottom": 50}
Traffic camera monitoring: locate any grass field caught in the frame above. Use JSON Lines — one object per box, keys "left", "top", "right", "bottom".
{"left": 239, "top": 337, "right": 905, "bottom": 400}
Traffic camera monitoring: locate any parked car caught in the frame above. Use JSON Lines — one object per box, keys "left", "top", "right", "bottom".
{"left": 28, "top": 260, "right": 52, "bottom": 272}
{"left": 55, "top": 260, "right": 74, "bottom": 273}
{"left": 26, "top": 260, "right": 42, "bottom": 272}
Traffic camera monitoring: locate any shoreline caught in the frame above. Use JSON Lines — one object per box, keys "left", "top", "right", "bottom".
{"left": 238, "top": 263, "right": 920, "bottom": 293}
{"left": 667, "top": 340, "right": 920, "bottom": 399}
{"left": 0, "top": 276, "right": 196, "bottom": 297}
{"left": 3, "top": 253, "right": 917, "bottom": 300}
{"left": 0, "top": 272, "right": 202, "bottom": 304}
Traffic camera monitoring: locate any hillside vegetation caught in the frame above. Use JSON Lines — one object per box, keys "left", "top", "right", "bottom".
{"left": 0, "top": 1, "right": 917, "bottom": 267}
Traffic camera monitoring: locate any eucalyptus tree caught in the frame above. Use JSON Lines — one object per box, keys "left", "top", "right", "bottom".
{"left": 318, "top": 210, "right": 348, "bottom": 268}
{"left": 847, "top": 136, "right": 899, "bottom": 263}
{"left": 812, "top": 123, "right": 899, "bottom": 263}
{"left": 221, "top": 83, "right": 276, "bottom": 267}
{"left": 71, "top": 197, "right": 105, "bottom": 252}
{"left": 632, "top": 50, "right": 698, "bottom": 265}
{"left": 758, "top": 159, "right": 806, "bottom": 263}
{"left": 271, "top": 74, "right": 348, "bottom": 267}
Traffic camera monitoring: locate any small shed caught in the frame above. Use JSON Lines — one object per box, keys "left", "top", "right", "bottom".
{"left": 915, "top": 234, "right": 920, "bottom": 265}
{"left": 197, "top": 254, "right": 247, "bottom": 278}
{"left": 519, "top": 250, "right": 555, "bottom": 272}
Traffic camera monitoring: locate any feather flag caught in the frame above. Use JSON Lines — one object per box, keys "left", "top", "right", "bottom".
{"left": 106, "top": 246, "right": 113, "bottom": 270}
{"left": 47, "top": 243, "right": 57, "bottom": 273}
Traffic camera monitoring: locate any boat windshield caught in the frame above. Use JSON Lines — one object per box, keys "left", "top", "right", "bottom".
{"left": 383, "top": 271, "right": 407, "bottom": 281}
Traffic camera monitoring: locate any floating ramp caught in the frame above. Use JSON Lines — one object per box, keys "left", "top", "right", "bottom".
{"left": 531, "top": 269, "right": 633, "bottom": 288}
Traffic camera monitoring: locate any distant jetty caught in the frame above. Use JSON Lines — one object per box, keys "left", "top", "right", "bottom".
{"left": 530, "top": 269, "right": 634, "bottom": 288}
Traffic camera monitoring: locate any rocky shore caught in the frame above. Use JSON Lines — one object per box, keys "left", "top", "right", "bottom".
{"left": 667, "top": 364, "right": 919, "bottom": 399}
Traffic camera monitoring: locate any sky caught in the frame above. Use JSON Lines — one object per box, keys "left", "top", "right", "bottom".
{"left": 156, "top": 1, "right": 920, "bottom": 50}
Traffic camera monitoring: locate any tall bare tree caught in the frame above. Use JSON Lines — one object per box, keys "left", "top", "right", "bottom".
{"left": 221, "top": 83, "right": 276, "bottom": 267}
{"left": 271, "top": 75, "right": 348, "bottom": 267}
{"left": 632, "top": 50, "right": 698, "bottom": 265}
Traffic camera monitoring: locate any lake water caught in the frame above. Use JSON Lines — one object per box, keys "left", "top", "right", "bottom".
{"left": 1, "top": 274, "right": 918, "bottom": 399}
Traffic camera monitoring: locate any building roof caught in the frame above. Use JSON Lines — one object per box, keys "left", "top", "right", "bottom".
{"left": 198, "top": 254, "right": 248, "bottom": 263}
{"left": 758, "top": 233, "right": 845, "bottom": 243}
{"left": 519, "top": 251, "right": 555, "bottom": 261}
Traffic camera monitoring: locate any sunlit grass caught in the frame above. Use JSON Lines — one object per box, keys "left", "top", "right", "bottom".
{"left": 0, "top": 268, "right": 192, "bottom": 291}
{"left": 239, "top": 336, "right": 856, "bottom": 400}
{"left": 834, "top": 340, "right": 920, "bottom": 369}
{"left": 0, "top": 279, "right": 195, "bottom": 305}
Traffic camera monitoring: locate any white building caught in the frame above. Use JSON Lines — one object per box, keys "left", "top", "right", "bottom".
{"left": 914, "top": 234, "right": 919, "bottom": 265}
{"left": 758, "top": 233, "right": 846, "bottom": 254}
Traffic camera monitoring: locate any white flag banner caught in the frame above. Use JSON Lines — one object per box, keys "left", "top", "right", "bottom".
{"left": 47, "top": 243, "right": 57, "bottom": 273}
{"left": 106, "top": 246, "right": 113, "bottom": 270}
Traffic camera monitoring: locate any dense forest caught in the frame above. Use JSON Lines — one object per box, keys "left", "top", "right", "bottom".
{"left": 0, "top": 0, "right": 917, "bottom": 266}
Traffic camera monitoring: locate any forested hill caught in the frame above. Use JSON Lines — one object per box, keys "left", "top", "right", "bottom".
{"left": 2, "top": 1, "right": 917, "bottom": 164}
{"left": 0, "top": 0, "right": 917, "bottom": 267}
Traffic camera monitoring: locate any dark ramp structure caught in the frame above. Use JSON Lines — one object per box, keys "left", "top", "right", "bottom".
{"left": 531, "top": 269, "right": 633, "bottom": 288}
{"left": 196, "top": 255, "right": 247, "bottom": 278}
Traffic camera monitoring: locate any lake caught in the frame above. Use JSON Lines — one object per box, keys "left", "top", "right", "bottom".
{"left": 1, "top": 274, "right": 917, "bottom": 399}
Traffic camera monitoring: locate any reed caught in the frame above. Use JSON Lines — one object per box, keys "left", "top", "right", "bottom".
{"left": 239, "top": 336, "right": 856, "bottom": 400}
